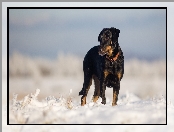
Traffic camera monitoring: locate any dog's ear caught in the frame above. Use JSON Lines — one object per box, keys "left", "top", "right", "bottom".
{"left": 98, "top": 28, "right": 107, "bottom": 42}
{"left": 116, "top": 29, "right": 120, "bottom": 38}
{"left": 98, "top": 31, "right": 102, "bottom": 42}
{"left": 110, "top": 27, "right": 120, "bottom": 43}
{"left": 98, "top": 29, "right": 103, "bottom": 42}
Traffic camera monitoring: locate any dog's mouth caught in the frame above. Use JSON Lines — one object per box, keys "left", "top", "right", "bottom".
{"left": 98, "top": 37, "right": 113, "bottom": 56}
{"left": 98, "top": 45, "right": 113, "bottom": 56}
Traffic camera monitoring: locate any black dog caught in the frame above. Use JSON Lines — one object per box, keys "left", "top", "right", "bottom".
{"left": 79, "top": 27, "right": 124, "bottom": 106}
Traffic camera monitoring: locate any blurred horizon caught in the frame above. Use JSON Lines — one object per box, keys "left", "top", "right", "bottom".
{"left": 8, "top": 51, "right": 166, "bottom": 101}
{"left": 8, "top": 8, "right": 166, "bottom": 61}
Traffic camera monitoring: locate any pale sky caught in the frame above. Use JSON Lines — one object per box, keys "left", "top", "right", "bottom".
{"left": 2, "top": 2, "right": 172, "bottom": 60}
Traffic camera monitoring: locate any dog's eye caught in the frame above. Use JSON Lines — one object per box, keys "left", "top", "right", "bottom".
{"left": 106, "top": 37, "right": 109, "bottom": 40}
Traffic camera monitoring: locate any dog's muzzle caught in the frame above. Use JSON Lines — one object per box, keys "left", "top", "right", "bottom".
{"left": 98, "top": 47, "right": 106, "bottom": 56}
{"left": 98, "top": 43, "right": 112, "bottom": 56}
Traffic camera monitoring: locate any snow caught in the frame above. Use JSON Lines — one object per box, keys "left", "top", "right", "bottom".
{"left": 2, "top": 53, "right": 173, "bottom": 131}
{"left": 7, "top": 88, "right": 166, "bottom": 124}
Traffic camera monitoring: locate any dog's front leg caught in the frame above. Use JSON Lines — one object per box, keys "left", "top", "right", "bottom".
{"left": 112, "top": 82, "right": 120, "bottom": 106}
{"left": 100, "top": 78, "right": 106, "bottom": 105}
{"left": 100, "top": 70, "right": 109, "bottom": 105}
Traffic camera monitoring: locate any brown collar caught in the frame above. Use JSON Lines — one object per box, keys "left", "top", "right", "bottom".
{"left": 106, "top": 52, "right": 119, "bottom": 62}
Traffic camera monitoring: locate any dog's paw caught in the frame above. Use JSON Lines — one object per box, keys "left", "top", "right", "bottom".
{"left": 101, "top": 97, "right": 106, "bottom": 105}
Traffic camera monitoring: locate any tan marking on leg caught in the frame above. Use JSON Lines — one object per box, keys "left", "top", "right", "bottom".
{"left": 117, "top": 72, "right": 122, "bottom": 81}
{"left": 112, "top": 88, "right": 118, "bottom": 106}
{"left": 92, "top": 75, "right": 100, "bottom": 102}
{"left": 81, "top": 96, "right": 86, "bottom": 106}
{"left": 93, "top": 96, "right": 99, "bottom": 102}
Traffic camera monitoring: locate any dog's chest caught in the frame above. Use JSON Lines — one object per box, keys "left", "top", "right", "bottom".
{"left": 104, "top": 59, "right": 118, "bottom": 74}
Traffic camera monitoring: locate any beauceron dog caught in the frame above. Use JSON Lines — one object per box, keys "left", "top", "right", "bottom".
{"left": 79, "top": 27, "right": 124, "bottom": 106}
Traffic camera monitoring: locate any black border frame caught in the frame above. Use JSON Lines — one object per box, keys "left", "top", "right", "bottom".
{"left": 7, "top": 7, "right": 167, "bottom": 125}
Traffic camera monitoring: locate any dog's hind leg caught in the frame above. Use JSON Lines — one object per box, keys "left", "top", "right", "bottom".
{"left": 100, "top": 70, "right": 109, "bottom": 105}
{"left": 92, "top": 75, "right": 100, "bottom": 102}
{"left": 79, "top": 71, "right": 92, "bottom": 95}
{"left": 80, "top": 72, "right": 92, "bottom": 106}
{"left": 101, "top": 84, "right": 106, "bottom": 105}
{"left": 81, "top": 78, "right": 92, "bottom": 106}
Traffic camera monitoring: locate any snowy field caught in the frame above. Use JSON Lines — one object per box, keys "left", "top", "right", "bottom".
{"left": 2, "top": 53, "right": 173, "bottom": 131}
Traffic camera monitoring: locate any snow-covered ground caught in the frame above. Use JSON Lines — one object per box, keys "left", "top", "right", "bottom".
{"left": 2, "top": 53, "right": 173, "bottom": 132}
{"left": 8, "top": 88, "right": 166, "bottom": 124}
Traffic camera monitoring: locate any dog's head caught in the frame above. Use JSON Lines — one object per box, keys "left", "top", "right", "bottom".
{"left": 98, "top": 27, "right": 120, "bottom": 56}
